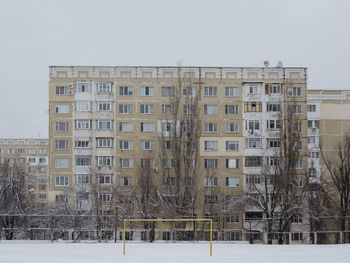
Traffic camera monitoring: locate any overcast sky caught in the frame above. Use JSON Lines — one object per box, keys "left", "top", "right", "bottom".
{"left": 0, "top": 0, "right": 349, "bottom": 138}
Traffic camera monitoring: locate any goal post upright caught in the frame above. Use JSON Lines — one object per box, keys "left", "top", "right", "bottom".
{"left": 122, "top": 218, "right": 213, "bottom": 256}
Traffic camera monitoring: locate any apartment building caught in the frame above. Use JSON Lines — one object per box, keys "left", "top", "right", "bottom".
{"left": 48, "top": 66, "right": 308, "bottom": 242}
{"left": 0, "top": 139, "right": 49, "bottom": 202}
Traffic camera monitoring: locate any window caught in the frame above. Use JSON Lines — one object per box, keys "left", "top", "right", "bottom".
{"left": 248, "top": 85, "right": 259, "bottom": 94}
{"left": 296, "top": 178, "right": 303, "bottom": 187}
{"left": 182, "top": 87, "right": 196, "bottom": 96}
{"left": 225, "top": 87, "right": 238, "bottom": 97}
{"left": 55, "top": 104, "right": 69, "bottom": 114}
{"left": 204, "top": 177, "right": 218, "bottom": 186}
{"left": 247, "top": 138, "right": 262, "bottom": 148}
{"left": 28, "top": 157, "right": 36, "bottom": 163}
{"left": 120, "top": 177, "right": 133, "bottom": 186}
{"left": 308, "top": 120, "right": 320, "bottom": 129}
{"left": 162, "top": 86, "right": 174, "bottom": 96}
{"left": 55, "top": 176, "right": 69, "bottom": 186}
{"left": 288, "top": 87, "right": 302, "bottom": 97}
{"left": 39, "top": 194, "right": 47, "bottom": 200}
{"left": 244, "top": 102, "right": 262, "bottom": 112}
{"left": 141, "top": 122, "right": 154, "bottom": 132}
{"left": 56, "top": 122, "right": 69, "bottom": 132}
{"left": 141, "top": 141, "right": 154, "bottom": 150}
{"left": 99, "top": 174, "right": 112, "bottom": 184}
{"left": 226, "top": 177, "right": 239, "bottom": 187}
{"left": 29, "top": 167, "right": 36, "bottom": 173}
{"left": 245, "top": 212, "right": 263, "bottom": 221}
{"left": 39, "top": 167, "right": 46, "bottom": 172}
{"left": 183, "top": 105, "right": 194, "bottom": 114}
{"left": 226, "top": 232, "right": 240, "bottom": 241}
{"left": 56, "top": 86, "right": 68, "bottom": 95}
{"left": 141, "top": 104, "right": 154, "bottom": 114}
{"left": 226, "top": 123, "right": 239, "bottom": 133}
{"left": 226, "top": 141, "right": 239, "bottom": 151}
{"left": 226, "top": 214, "right": 240, "bottom": 223}
{"left": 204, "top": 159, "right": 218, "bottom": 169}
{"left": 247, "top": 120, "right": 260, "bottom": 130}
{"left": 268, "top": 138, "right": 281, "bottom": 148}
{"left": 141, "top": 159, "right": 154, "bottom": 168}
{"left": 101, "top": 193, "right": 112, "bottom": 202}
{"left": 39, "top": 157, "right": 47, "bottom": 164}
{"left": 162, "top": 232, "right": 171, "bottom": 241}
{"left": 307, "top": 104, "right": 316, "bottom": 112}
{"left": 76, "top": 83, "right": 91, "bottom": 93}
{"left": 17, "top": 148, "right": 25, "bottom": 154}
{"left": 55, "top": 158, "right": 69, "bottom": 168}
{"left": 119, "top": 86, "right": 133, "bottom": 96}
{"left": 308, "top": 151, "right": 320, "bottom": 158}
{"left": 39, "top": 148, "right": 46, "bottom": 154}
{"left": 98, "top": 156, "right": 113, "bottom": 166}
{"left": 76, "top": 174, "right": 91, "bottom": 184}
{"left": 28, "top": 149, "right": 36, "bottom": 154}
{"left": 204, "top": 141, "right": 218, "bottom": 151}
{"left": 292, "top": 233, "right": 303, "bottom": 241}
{"left": 141, "top": 86, "right": 154, "bottom": 96}
{"left": 268, "top": 84, "right": 281, "bottom": 94}
{"left": 119, "top": 122, "right": 133, "bottom": 132}
{"left": 245, "top": 156, "right": 262, "bottom": 167}
{"left": 55, "top": 140, "right": 68, "bottom": 150}
{"left": 309, "top": 168, "right": 317, "bottom": 177}
{"left": 163, "top": 141, "right": 172, "bottom": 150}
{"left": 226, "top": 159, "right": 239, "bottom": 169}
{"left": 119, "top": 140, "right": 133, "bottom": 150}
{"left": 98, "top": 101, "right": 112, "bottom": 111}
{"left": 288, "top": 105, "right": 302, "bottom": 115}
{"left": 97, "top": 138, "right": 113, "bottom": 147}
{"left": 97, "top": 82, "right": 112, "bottom": 93}
{"left": 246, "top": 175, "right": 261, "bottom": 185}
{"left": 267, "top": 120, "right": 281, "bottom": 130}
{"left": 96, "top": 120, "right": 113, "bottom": 130}
{"left": 163, "top": 159, "right": 175, "bottom": 168}
{"left": 225, "top": 105, "right": 239, "bottom": 114}
{"left": 75, "top": 156, "right": 91, "bottom": 167}
{"left": 163, "top": 176, "right": 175, "bottom": 186}
{"left": 293, "top": 141, "right": 303, "bottom": 150}
{"left": 204, "top": 123, "right": 218, "bottom": 133}
{"left": 75, "top": 120, "right": 92, "bottom": 130}
{"left": 295, "top": 159, "right": 303, "bottom": 169}
{"left": 204, "top": 105, "right": 217, "bottom": 115}
{"left": 267, "top": 103, "right": 281, "bottom": 112}
{"left": 119, "top": 104, "right": 132, "bottom": 114}
{"left": 75, "top": 101, "right": 91, "bottom": 111}
{"left": 75, "top": 139, "right": 90, "bottom": 148}
{"left": 268, "top": 157, "right": 280, "bottom": 166}
{"left": 55, "top": 195, "right": 68, "bottom": 203}
{"left": 204, "top": 87, "right": 217, "bottom": 96}
{"left": 204, "top": 195, "right": 218, "bottom": 205}
{"left": 162, "top": 104, "right": 173, "bottom": 115}
{"left": 120, "top": 158, "right": 134, "bottom": 168}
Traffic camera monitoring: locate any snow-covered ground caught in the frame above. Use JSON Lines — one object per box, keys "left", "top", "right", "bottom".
{"left": 0, "top": 242, "right": 349, "bottom": 263}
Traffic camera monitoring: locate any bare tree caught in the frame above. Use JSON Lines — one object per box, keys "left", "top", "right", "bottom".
{"left": 321, "top": 134, "right": 350, "bottom": 243}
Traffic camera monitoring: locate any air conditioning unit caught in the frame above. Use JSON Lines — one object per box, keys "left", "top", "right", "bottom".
{"left": 153, "top": 167, "right": 158, "bottom": 172}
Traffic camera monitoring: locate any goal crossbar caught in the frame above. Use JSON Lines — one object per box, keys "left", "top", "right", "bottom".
{"left": 123, "top": 218, "right": 213, "bottom": 256}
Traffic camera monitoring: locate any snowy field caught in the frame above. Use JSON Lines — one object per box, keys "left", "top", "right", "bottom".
{"left": 0, "top": 242, "right": 350, "bottom": 263}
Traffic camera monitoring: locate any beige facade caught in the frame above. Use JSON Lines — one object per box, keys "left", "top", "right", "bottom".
{"left": 0, "top": 139, "right": 49, "bottom": 202}
{"left": 48, "top": 66, "right": 308, "bottom": 241}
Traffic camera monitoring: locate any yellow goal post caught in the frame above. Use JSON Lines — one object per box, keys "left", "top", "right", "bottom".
{"left": 123, "top": 218, "right": 213, "bottom": 256}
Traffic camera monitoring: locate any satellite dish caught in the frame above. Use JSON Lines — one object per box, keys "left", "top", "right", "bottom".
{"left": 264, "top": 61, "right": 270, "bottom": 67}
{"left": 277, "top": 61, "right": 283, "bottom": 68}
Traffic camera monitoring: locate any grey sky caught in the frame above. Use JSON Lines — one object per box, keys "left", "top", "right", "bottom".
{"left": 0, "top": 0, "right": 349, "bottom": 138}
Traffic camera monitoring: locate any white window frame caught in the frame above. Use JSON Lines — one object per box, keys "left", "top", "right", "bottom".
{"left": 55, "top": 104, "right": 69, "bottom": 114}
{"left": 119, "top": 122, "right": 133, "bottom": 132}
{"left": 55, "top": 158, "right": 69, "bottom": 169}
{"left": 140, "top": 104, "right": 154, "bottom": 114}
{"left": 225, "top": 87, "right": 239, "bottom": 97}
{"left": 141, "top": 86, "right": 154, "bottom": 96}
{"left": 55, "top": 176, "right": 69, "bottom": 186}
